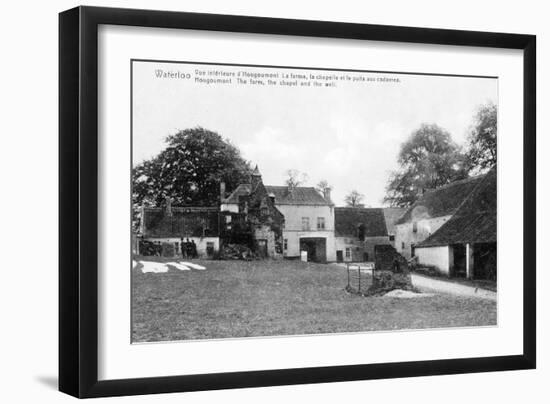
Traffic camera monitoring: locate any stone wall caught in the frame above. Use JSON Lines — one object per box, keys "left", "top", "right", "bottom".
{"left": 254, "top": 224, "right": 282, "bottom": 259}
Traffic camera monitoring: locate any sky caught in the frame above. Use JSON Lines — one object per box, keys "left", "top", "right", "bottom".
{"left": 132, "top": 61, "right": 497, "bottom": 207}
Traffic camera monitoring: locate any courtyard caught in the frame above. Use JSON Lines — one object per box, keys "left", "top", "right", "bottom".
{"left": 132, "top": 258, "right": 497, "bottom": 343}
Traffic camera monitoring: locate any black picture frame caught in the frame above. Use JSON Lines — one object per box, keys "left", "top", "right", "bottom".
{"left": 59, "top": 6, "right": 536, "bottom": 398}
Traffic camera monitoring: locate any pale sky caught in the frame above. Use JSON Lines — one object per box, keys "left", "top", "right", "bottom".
{"left": 132, "top": 61, "right": 497, "bottom": 207}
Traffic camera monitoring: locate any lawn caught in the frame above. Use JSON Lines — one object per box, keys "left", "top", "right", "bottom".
{"left": 132, "top": 258, "right": 497, "bottom": 342}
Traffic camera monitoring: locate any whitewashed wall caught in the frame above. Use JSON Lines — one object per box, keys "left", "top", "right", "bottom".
{"left": 394, "top": 215, "right": 451, "bottom": 258}
{"left": 277, "top": 204, "right": 336, "bottom": 261}
{"left": 416, "top": 245, "right": 453, "bottom": 275}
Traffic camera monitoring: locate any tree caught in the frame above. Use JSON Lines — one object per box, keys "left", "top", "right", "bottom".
{"left": 384, "top": 123, "right": 468, "bottom": 208}
{"left": 132, "top": 127, "right": 251, "bottom": 229}
{"left": 345, "top": 190, "right": 365, "bottom": 207}
{"left": 284, "top": 169, "right": 308, "bottom": 188}
{"left": 316, "top": 180, "right": 332, "bottom": 195}
{"left": 466, "top": 102, "right": 497, "bottom": 174}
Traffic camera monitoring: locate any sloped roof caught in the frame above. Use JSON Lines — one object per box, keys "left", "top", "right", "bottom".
{"left": 417, "top": 167, "right": 496, "bottom": 247}
{"left": 396, "top": 175, "right": 485, "bottom": 225}
{"left": 221, "top": 184, "right": 251, "bottom": 204}
{"left": 142, "top": 206, "right": 219, "bottom": 238}
{"left": 335, "top": 207, "right": 388, "bottom": 237}
{"left": 382, "top": 207, "right": 406, "bottom": 234}
{"left": 264, "top": 186, "right": 332, "bottom": 206}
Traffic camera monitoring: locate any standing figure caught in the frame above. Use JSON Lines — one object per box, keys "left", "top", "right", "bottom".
{"left": 180, "top": 237, "right": 187, "bottom": 258}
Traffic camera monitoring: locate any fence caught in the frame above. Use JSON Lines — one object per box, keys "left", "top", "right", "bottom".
{"left": 346, "top": 262, "right": 375, "bottom": 294}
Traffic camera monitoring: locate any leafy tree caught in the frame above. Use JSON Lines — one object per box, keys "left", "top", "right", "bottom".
{"left": 345, "top": 190, "right": 365, "bottom": 207}
{"left": 466, "top": 102, "right": 497, "bottom": 174}
{"left": 284, "top": 169, "right": 308, "bottom": 188}
{"left": 384, "top": 123, "right": 468, "bottom": 207}
{"left": 132, "top": 127, "right": 251, "bottom": 230}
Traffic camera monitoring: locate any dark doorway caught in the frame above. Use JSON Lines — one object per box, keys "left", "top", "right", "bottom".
{"left": 363, "top": 252, "right": 369, "bottom": 261}
{"left": 257, "top": 239, "right": 268, "bottom": 259}
{"left": 299, "top": 238, "right": 327, "bottom": 263}
{"left": 336, "top": 250, "right": 344, "bottom": 262}
{"left": 452, "top": 244, "right": 467, "bottom": 278}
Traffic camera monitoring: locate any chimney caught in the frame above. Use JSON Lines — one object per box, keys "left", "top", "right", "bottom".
{"left": 165, "top": 196, "right": 172, "bottom": 217}
{"left": 323, "top": 188, "right": 332, "bottom": 203}
{"left": 220, "top": 181, "right": 226, "bottom": 202}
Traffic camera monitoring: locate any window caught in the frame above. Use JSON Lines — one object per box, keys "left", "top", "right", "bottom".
{"left": 317, "top": 217, "right": 325, "bottom": 230}
{"left": 284, "top": 239, "right": 288, "bottom": 250}
{"left": 301, "top": 217, "right": 310, "bottom": 231}
{"left": 412, "top": 221, "right": 418, "bottom": 233}
{"left": 345, "top": 247, "right": 352, "bottom": 259}
{"left": 389, "top": 235, "right": 395, "bottom": 241}
{"left": 225, "top": 215, "right": 232, "bottom": 223}
{"left": 401, "top": 242, "right": 405, "bottom": 250}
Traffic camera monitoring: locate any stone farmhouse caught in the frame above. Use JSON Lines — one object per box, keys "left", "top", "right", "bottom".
{"left": 221, "top": 166, "right": 335, "bottom": 262}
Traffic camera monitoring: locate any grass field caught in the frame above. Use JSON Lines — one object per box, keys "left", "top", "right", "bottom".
{"left": 132, "top": 258, "right": 497, "bottom": 342}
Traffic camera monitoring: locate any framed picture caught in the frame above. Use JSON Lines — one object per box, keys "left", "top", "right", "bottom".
{"left": 59, "top": 6, "right": 536, "bottom": 398}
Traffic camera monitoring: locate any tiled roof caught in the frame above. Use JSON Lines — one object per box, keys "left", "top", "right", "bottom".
{"left": 396, "top": 175, "right": 485, "bottom": 225}
{"left": 382, "top": 208, "right": 406, "bottom": 234}
{"left": 142, "top": 206, "right": 219, "bottom": 238}
{"left": 417, "top": 167, "right": 496, "bottom": 247}
{"left": 264, "top": 186, "right": 332, "bottom": 206}
{"left": 221, "top": 184, "right": 251, "bottom": 204}
{"left": 335, "top": 207, "right": 388, "bottom": 237}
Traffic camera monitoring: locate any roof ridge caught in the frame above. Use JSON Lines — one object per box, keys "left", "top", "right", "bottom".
{"left": 423, "top": 173, "right": 485, "bottom": 194}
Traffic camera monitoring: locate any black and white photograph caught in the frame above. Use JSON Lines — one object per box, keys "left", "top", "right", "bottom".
{"left": 131, "top": 60, "right": 498, "bottom": 343}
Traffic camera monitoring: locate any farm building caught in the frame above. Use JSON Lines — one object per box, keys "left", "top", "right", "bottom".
{"left": 415, "top": 167, "right": 496, "bottom": 280}
{"left": 139, "top": 200, "right": 220, "bottom": 258}
{"left": 394, "top": 174, "right": 485, "bottom": 260}
{"left": 222, "top": 166, "right": 335, "bottom": 262}
{"left": 334, "top": 208, "right": 391, "bottom": 262}
{"left": 219, "top": 166, "right": 285, "bottom": 258}
{"left": 268, "top": 185, "right": 335, "bottom": 262}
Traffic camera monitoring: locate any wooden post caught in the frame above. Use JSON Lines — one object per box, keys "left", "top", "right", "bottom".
{"left": 347, "top": 263, "right": 350, "bottom": 288}
{"left": 358, "top": 266, "right": 361, "bottom": 292}
{"left": 466, "top": 243, "right": 475, "bottom": 279}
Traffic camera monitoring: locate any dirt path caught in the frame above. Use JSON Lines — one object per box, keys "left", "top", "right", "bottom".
{"left": 411, "top": 273, "right": 497, "bottom": 300}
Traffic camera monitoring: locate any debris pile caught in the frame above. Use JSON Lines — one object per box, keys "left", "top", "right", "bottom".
{"left": 220, "top": 244, "right": 258, "bottom": 260}
{"left": 367, "top": 270, "right": 415, "bottom": 296}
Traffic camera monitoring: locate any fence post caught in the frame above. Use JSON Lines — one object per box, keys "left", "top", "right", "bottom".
{"left": 347, "top": 263, "right": 350, "bottom": 288}
{"left": 358, "top": 266, "right": 361, "bottom": 292}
